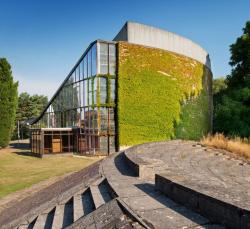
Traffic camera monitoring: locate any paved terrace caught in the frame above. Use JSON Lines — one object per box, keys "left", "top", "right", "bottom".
{"left": 0, "top": 140, "right": 249, "bottom": 228}
{"left": 123, "top": 140, "right": 250, "bottom": 228}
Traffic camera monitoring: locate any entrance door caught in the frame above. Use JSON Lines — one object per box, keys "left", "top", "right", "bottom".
{"left": 52, "top": 135, "right": 61, "bottom": 153}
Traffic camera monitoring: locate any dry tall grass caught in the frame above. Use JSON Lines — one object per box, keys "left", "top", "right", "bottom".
{"left": 201, "top": 133, "right": 250, "bottom": 159}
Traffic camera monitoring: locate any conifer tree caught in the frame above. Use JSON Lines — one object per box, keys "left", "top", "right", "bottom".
{"left": 0, "top": 58, "right": 18, "bottom": 147}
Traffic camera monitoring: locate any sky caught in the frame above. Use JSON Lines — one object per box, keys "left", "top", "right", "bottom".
{"left": 0, "top": 0, "right": 249, "bottom": 99}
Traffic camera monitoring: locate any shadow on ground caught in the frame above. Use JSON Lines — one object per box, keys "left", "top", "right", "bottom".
{"left": 114, "top": 152, "right": 136, "bottom": 177}
{"left": 135, "top": 183, "right": 222, "bottom": 228}
{"left": 13, "top": 151, "right": 41, "bottom": 158}
{"left": 9, "top": 141, "right": 29, "bottom": 150}
{"left": 9, "top": 140, "right": 41, "bottom": 158}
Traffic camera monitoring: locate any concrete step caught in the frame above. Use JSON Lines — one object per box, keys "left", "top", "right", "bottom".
{"left": 18, "top": 224, "right": 29, "bottom": 229}
{"left": 90, "top": 185, "right": 105, "bottom": 209}
{"left": 51, "top": 204, "right": 65, "bottom": 229}
{"left": 82, "top": 188, "right": 95, "bottom": 215}
{"left": 33, "top": 214, "right": 47, "bottom": 229}
{"left": 43, "top": 208, "right": 55, "bottom": 229}
{"left": 73, "top": 194, "right": 84, "bottom": 222}
{"left": 15, "top": 178, "right": 112, "bottom": 229}
{"left": 98, "top": 181, "right": 113, "bottom": 203}
{"left": 18, "top": 218, "right": 36, "bottom": 229}
{"left": 62, "top": 198, "right": 73, "bottom": 227}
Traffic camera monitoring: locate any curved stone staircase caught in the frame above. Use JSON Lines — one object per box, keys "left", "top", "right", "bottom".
{"left": 1, "top": 140, "right": 249, "bottom": 228}
{"left": 17, "top": 178, "right": 110, "bottom": 229}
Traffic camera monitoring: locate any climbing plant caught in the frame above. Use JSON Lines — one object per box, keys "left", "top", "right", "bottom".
{"left": 117, "top": 42, "right": 212, "bottom": 146}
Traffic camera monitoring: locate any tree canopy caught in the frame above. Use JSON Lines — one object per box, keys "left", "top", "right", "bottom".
{"left": 0, "top": 58, "right": 18, "bottom": 147}
{"left": 16, "top": 92, "right": 48, "bottom": 121}
{"left": 227, "top": 21, "right": 250, "bottom": 88}
{"left": 13, "top": 92, "right": 48, "bottom": 139}
{"left": 213, "top": 21, "right": 250, "bottom": 137}
{"left": 213, "top": 78, "right": 227, "bottom": 95}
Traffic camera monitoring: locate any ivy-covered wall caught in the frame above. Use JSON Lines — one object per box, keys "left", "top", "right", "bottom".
{"left": 117, "top": 42, "right": 212, "bottom": 146}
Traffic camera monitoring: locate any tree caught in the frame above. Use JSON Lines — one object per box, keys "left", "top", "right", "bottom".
{"left": 13, "top": 92, "right": 48, "bottom": 139}
{"left": 213, "top": 21, "right": 250, "bottom": 137}
{"left": 227, "top": 21, "right": 250, "bottom": 89}
{"left": 0, "top": 58, "right": 18, "bottom": 147}
{"left": 213, "top": 77, "right": 227, "bottom": 95}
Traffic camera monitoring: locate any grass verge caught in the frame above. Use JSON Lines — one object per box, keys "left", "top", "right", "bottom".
{"left": 0, "top": 146, "right": 100, "bottom": 199}
{"left": 201, "top": 133, "right": 250, "bottom": 159}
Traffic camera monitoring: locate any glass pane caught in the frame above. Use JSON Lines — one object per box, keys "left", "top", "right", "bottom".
{"left": 100, "top": 77, "right": 107, "bottom": 104}
{"left": 93, "top": 77, "right": 98, "bottom": 105}
{"left": 84, "top": 57, "right": 87, "bottom": 79}
{"left": 91, "top": 44, "right": 97, "bottom": 76}
{"left": 109, "top": 136, "right": 115, "bottom": 153}
{"left": 88, "top": 79, "right": 92, "bottom": 106}
{"left": 77, "top": 65, "right": 80, "bottom": 82}
{"left": 92, "top": 108, "right": 98, "bottom": 131}
{"left": 110, "top": 79, "right": 116, "bottom": 103}
{"left": 80, "top": 81, "right": 84, "bottom": 107}
{"left": 79, "top": 60, "right": 83, "bottom": 80}
{"left": 109, "top": 108, "right": 115, "bottom": 133}
{"left": 88, "top": 51, "right": 91, "bottom": 77}
{"left": 109, "top": 44, "right": 116, "bottom": 75}
{"left": 84, "top": 108, "right": 89, "bottom": 129}
{"left": 100, "top": 136, "right": 108, "bottom": 153}
{"left": 84, "top": 80, "right": 88, "bottom": 106}
{"left": 69, "top": 74, "right": 74, "bottom": 84}
{"left": 99, "top": 43, "right": 108, "bottom": 74}
{"left": 99, "top": 107, "right": 108, "bottom": 132}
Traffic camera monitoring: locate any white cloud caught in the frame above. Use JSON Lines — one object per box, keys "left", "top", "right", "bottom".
{"left": 13, "top": 72, "right": 59, "bottom": 100}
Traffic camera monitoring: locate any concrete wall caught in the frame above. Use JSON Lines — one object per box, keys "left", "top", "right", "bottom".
{"left": 113, "top": 22, "right": 211, "bottom": 70}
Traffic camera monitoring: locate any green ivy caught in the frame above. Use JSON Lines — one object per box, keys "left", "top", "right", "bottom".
{"left": 174, "top": 90, "right": 212, "bottom": 140}
{"left": 117, "top": 42, "right": 212, "bottom": 146}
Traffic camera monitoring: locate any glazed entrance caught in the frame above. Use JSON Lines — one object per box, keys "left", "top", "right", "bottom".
{"left": 30, "top": 128, "right": 115, "bottom": 156}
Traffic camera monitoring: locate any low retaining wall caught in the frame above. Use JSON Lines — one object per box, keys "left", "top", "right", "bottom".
{"left": 123, "top": 141, "right": 177, "bottom": 179}
{"left": 155, "top": 174, "right": 250, "bottom": 229}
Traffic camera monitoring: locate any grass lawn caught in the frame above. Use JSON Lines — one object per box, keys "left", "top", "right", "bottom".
{"left": 0, "top": 145, "right": 100, "bottom": 199}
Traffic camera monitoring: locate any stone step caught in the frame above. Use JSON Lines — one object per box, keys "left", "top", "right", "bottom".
{"left": 18, "top": 218, "right": 36, "bottom": 229}
{"left": 98, "top": 181, "right": 113, "bottom": 203}
{"left": 73, "top": 194, "right": 84, "bottom": 222}
{"left": 90, "top": 185, "right": 105, "bottom": 209}
{"left": 82, "top": 189, "right": 95, "bottom": 215}
{"left": 18, "top": 224, "right": 29, "bottom": 229}
{"left": 44, "top": 208, "right": 55, "bottom": 229}
{"left": 51, "top": 204, "right": 65, "bottom": 229}
{"left": 62, "top": 198, "right": 73, "bottom": 228}
{"left": 33, "top": 214, "right": 47, "bottom": 229}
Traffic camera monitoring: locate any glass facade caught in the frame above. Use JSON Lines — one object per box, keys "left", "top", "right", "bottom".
{"left": 30, "top": 41, "right": 117, "bottom": 156}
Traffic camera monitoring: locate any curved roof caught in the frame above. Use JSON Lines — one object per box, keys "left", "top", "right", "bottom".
{"left": 113, "top": 21, "right": 211, "bottom": 70}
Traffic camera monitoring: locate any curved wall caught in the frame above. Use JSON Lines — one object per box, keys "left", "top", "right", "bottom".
{"left": 117, "top": 42, "right": 213, "bottom": 146}
{"left": 114, "top": 21, "right": 211, "bottom": 70}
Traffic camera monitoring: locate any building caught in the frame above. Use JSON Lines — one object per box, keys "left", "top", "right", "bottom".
{"left": 30, "top": 22, "right": 213, "bottom": 156}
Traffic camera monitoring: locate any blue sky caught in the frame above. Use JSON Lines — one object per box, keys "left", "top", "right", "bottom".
{"left": 0, "top": 0, "right": 249, "bottom": 98}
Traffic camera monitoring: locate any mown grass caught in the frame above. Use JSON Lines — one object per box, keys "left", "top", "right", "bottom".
{"left": 201, "top": 133, "right": 250, "bottom": 159}
{"left": 0, "top": 147, "right": 100, "bottom": 199}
